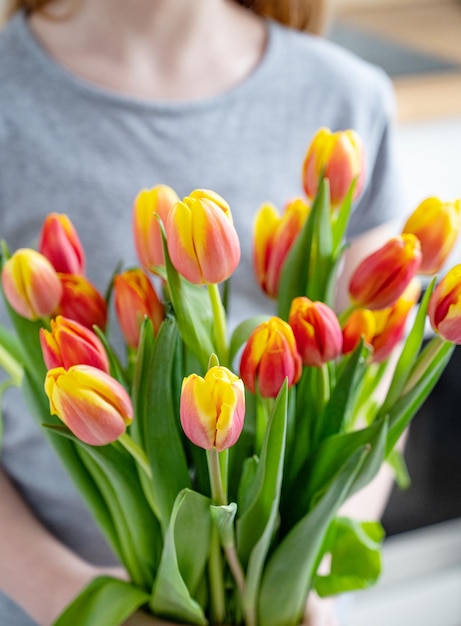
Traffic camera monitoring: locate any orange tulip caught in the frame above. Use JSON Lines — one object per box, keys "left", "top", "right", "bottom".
{"left": 40, "top": 315, "right": 109, "bottom": 372}
{"left": 1, "top": 248, "right": 62, "bottom": 320}
{"left": 341, "top": 309, "right": 376, "bottom": 355}
{"left": 428, "top": 264, "right": 461, "bottom": 344}
{"left": 253, "top": 198, "right": 310, "bottom": 298}
{"left": 371, "top": 280, "right": 421, "bottom": 362}
{"left": 133, "top": 185, "right": 180, "bottom": 271}
{"left": 289, "top": 297, "right": 342, "bottom": 367}
{"left": 348, "top": 234, "right": 422, "bottom": 310}
{"left": 180, "top": 366, "right": 245, "bottom": 451}
{"left": 114, "top": 269, "right": 164, "bottom": 349}
{"left": 302, "top": 127, "right": 365, "bottom": 207}
{"left": 240, "top": 317, "right": 302, "bottom": 398}
{"left": 44, "top": 365, "right": 133, "bottom": 446}
{"left": 165, "top": 189, "right": 240, "bottom": 284}
{"left": 402, "top": 197, "right": 461, "bottom": 274}
{"left": 57, "top": 274, "right": 107, "bottom": 331}
{"left": 38, "top": 213, "right": 85, "bottom": 275}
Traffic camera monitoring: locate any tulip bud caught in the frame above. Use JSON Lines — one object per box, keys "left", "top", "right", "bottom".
{"left": 1, "top": 248, "right": 62, "bottom": 320}
{"left": 253, "top": 198, "right": 310, "bottom": 298}
{"left": 371, "top": 279, "right": 421, "bottom": 362}
{"left": 240, "top": 317, "right": 302, "bottom": 398}
{"left": 289, "top": 297, "right": 342, "bottom": 367}
{"left": 341, "top": 309, "right": 376, "bottom": 355}
{"left": 302, "top": 128, "right": 365, "bottom": 207}
{"left": 428, "top": 264, "right": 461, "bottom": 344}
{"left": 349, "top": 234, "right": 422, "bottom": 310}
{"left": 114, "top": 269, "right": 164, "bottom": 349}
{"left": 133, "top": 185, "right": 180, "bottom": 271}
{"left": 44, "top": 365, "right": 133, "bottom": 446}
{"left": 57, "top": 274, "right": 107, "bottom": 331}
{"left": 165, "top": 189, "right": 240, "bottom": 284}
{"left": 180, "top": 366, "right": 245, "bottom": 451}
{"left": 40, "top": 315, "right": 109, "bottom": 372}
{"left": 402, "top": 197, "right": 461, "bottom": 275}
{"left": 38, "top": 213, "right": 85, "bottom": 275}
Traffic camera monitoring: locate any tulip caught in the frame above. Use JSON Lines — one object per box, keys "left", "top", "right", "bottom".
{"left": 289, "top": 297, "right": 342, "bottom": 367}
{"left": 180, "top": 366, "right": 245, "bottom": 451}
{"left": 1, "top": 248, "right": 62, "bottom": 320}
{"left": 44, "top": 365, "right": 133, "bottom": 446}
{"left": 240, "top": 317, "right": 302, "bottom": 398}
{"left": 253, "top": 198, "right": 310, "bottom": 298}
{"left": 302, "top": 127, "right": 365, "bottom": 207}
{"left": 348, "top": 234, "right": 422, "bottom": 310}
{"left": 40, "top": 315, "right": 109, "bottom": 372}
{"left": 371, "top": 280, "right": 421, "bottom": 362}
{"left": 165, "top": 189, "right": 240, "bottom": 284}
{"left": 57, "top": 273, "right": 107, "bottom": 331}
{"left": 38, "top": 213, "right": 85, "bottom": 275}
{"left": 114, "top": 269, "right": 164, "bottom": 349}
{"left": 341, "top": 309, "right": 376, "bottom": 355}
{"left": 428, "top": 264, "right": 461, "bottom": 344}
{"left": 402, "top": 197, "right": 461, "bottom": 274}
{"left": 133, "top": 185, "right": 180, "bottom": 271}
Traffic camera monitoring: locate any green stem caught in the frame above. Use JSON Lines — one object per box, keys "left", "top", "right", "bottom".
{"left": 208, "top": 283, "right": 229, "bottom": 367}
{"left": 402, "top": 335, "right": 447, "bottom": 395}
{"left": 207, "top": 447, "right": 226, "bottom": 505}
{"left": 118, "top": 433, "right": 152, "bottom": 480}
{"left": 208, "top": 525, "right": 226, "bottom": 624}
{"left": 255, "top": 394, "right": 271, "bottom": 455}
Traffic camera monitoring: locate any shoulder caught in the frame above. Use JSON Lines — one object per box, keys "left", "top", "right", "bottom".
{"left": 267, "top": 20, "right": 396, "bottom": 124}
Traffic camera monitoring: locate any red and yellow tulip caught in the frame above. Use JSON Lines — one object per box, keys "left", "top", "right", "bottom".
{"left": 1, "top": 248, "right": 62, "bottom": 320}
{"left": 428, "top": 264, "right": 461, "bottom": 344}
{"left": 165, "top": 189, "right": 240, "bottom": 285}
{"left": 253, "top": 198, "right": 310, "bottom": 298}
{"left": 240, "top": 317, "right": 302, "bottom": 398}
{"left": 341, "top": 309, "right": 376, "bottom": 355}
{"left": 302, "top": 127, "right": 365, "bottom": 207}
{"left": 38, "top": 213, "right": 86, "bottom": 275}
{"left": 402, "top": 197, "right": 461, "bottom": 275}
{"left": 40, "top": 315, "right": 109, "bottom": 372}
{"left": 114, "top": 269, "right": 164, "bottom": 349}
{"left": 348, "top": 234, "right": 422, "bottom": 310}
{"left": 133, "top": 185, "right": 180, "bottom": 271}
{"left": 180, "top": 366, "right": 245, "bottom": 451}
{"left": 44, "top": 365, "right": 133, "bottom": 446}
{"left": 57, "top": 273, "right": 107, "bottom": 331}
{"left": 289, "top": 297, "right": 342, "bottom": 367}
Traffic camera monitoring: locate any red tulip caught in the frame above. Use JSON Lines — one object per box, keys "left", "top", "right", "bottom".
{"left": 38, "top": 213, "right": 85, "bottom": 275}
{"left": 57, "top": 274, "right": 107, "bottom": 331}
{"left": 240, "top": 317, "right": 302, "bottom": 398}
{"left": 428, "top": 264, "right": 461, "bottom": 344}
{"left": 289, "top": 297, "right": 342, "bottom": 367}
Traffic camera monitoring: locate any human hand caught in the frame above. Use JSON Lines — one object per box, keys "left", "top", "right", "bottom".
{"left": 302, "top": 592, "right": 340, "bottom": 626}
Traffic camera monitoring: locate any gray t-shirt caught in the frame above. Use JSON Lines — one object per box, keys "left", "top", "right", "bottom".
{"left": 0, "top": 11, "right": 402, "bottom": 624}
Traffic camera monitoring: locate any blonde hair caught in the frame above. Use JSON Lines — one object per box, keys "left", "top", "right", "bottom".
{"left": 2, "top": 0, "right": 328, "bottom": 34}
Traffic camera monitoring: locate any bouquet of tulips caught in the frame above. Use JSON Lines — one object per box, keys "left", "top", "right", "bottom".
{"left": 1, "top": 127, "right": 461, "bottom": 626}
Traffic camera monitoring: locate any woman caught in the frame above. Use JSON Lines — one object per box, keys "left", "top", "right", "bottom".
{"left": 0, "top": 0, "right": 402, "bottom": 623}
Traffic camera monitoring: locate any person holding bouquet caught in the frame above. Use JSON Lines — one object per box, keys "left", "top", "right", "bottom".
{"left": 0, "top": 0, "right": 404, "bottom": 624}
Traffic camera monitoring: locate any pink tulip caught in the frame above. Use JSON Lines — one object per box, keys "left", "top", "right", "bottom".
{"left": 38, "top": 213, "right": 85, "bottom": 275}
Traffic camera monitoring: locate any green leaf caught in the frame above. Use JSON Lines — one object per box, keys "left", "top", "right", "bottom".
{"left": 236, "top": 381, "right": 288, "bottom": 568}
{"left": 331, "top": 179, "right": 357, "bottom": 250}
{"left": 320, "top": 339, "right": 371, "bottom": 440}
{"left": 387, "top": 448, "right": 411, "bottom": 490}
{"left": 379, "top": 278, "right": 436, "bottom": 417}
{"left": 315, "top": 517, "right": 384, "bottom": 596}
{"left": 258, "top": 448, "right": 368, "bottom": 626}
{"left": 210, "top": 502, "right": 237, "bottom": 548}
{"left": 236, "top": 383, "right": 288, "bottom": 625}
{"left": 131, "top": 317, "right": 191, "bottom": 531}
{"left": 53, "top": 576, "right": 149, "bottom": 626}
{"left": 150, "top": 489, "right": 210, "bottom": 625}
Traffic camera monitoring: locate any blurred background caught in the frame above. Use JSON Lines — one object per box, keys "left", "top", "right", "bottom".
{"left": 327, "top": 0, "right": 461, "bottom": 624}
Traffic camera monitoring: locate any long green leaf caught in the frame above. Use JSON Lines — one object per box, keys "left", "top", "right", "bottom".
{"left": 53, "top": 576, "right": 149, "bottom": 626}
{"left": 150, "top": 489, "right": 210, "bottom": 625}
{"left": 258, "top": 449, "right": 368, "bottom": 626}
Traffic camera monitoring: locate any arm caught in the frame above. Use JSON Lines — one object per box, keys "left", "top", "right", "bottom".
{"left": 0, "top": 468, "right": 115, "bottom": 626}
